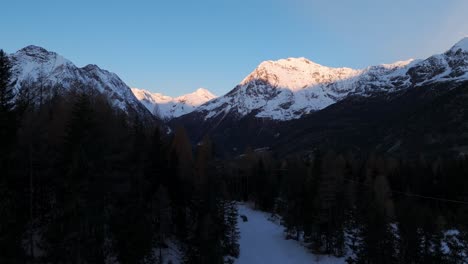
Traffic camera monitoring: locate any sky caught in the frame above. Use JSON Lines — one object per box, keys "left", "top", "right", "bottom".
{"left": 1, "top": 0, "right": 468, "bottom": 97}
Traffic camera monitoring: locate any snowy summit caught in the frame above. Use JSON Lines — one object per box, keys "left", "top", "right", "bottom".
{"left": 240, "top": 57, "right": 361, "bottom": 92}
{"left": 450, "top": 37, "right": 468, "bottom": 53}
{"left": 132, "top": 87, "right": 217, "bottom": 120}
{"left": 194, "top": 57, "right": 413, "bottom": 121}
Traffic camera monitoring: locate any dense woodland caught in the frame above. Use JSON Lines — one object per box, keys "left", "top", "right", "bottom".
{"left": 1, "top": 48, "right": 468, "bottom": 264}
{"left": 223, "top": 148, "right": 468, "bottom": 263}
{"left": 0, "top": 50, "right": 239, "bottom": 264}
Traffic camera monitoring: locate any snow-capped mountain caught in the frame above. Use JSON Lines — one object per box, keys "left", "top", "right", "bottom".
{"left": 190, "top": 37, "right": 468, "bottom": 121}
{"left": 9, "top": 45, "right": 153, "bottom": 120}
{"left": 132, "top": 87, "right": 216, "bottom": 120}
{"left": 171, "top": 38, "right": 468, "bottom": 156}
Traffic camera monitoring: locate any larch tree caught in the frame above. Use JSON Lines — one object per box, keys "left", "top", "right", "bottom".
{"left": 0, "top": 49, "right": 16, "bottom": 166}
{"left": 0, "top": 49, "right": 25, "bottom": 262}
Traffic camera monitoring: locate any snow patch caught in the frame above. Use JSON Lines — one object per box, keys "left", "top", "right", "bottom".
{"left": 235, "top": 204, "right": 345, "bottom": 264}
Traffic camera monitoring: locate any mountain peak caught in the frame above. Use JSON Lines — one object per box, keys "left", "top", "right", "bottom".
{"left": 176, "top": 88, "right": 216, "bottom": 104}
{"left": 82, "top": 64, "right": 102, "bottom": 71}
{"left": 241, "top": 57, "right": 360, "bottom": 91}
{"left": 9, "top": 46, "right": 153, "bottom": 122}
{"left": 193, "top": 88, "right": 216, "bottom": 97}
{"left": 195, "top": 87, "right": 209, "bottom": 92}
{"left": 256, "top": 57, "right": 323, "bottom": 71}
{"left": 450, "top": 37, "right": 468, "bottom": 52}
{"left": 16, "top": 45, "right": 59, "bottom": 62}
{"left": 13, "top": 45, "right": 74, "bottom": 70}
{"left": 18, "top": 45, "right": 51, "bottom": 55}
{"left": 132, "top": 88, "right": 217, "bottom": 120}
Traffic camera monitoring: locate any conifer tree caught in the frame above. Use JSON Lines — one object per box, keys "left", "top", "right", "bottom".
{"left": 0, "top": 49, "right": 25, "bottom": 262}
{"left": 154, "top": 185, "right": 172, "bottom": 263}
{"left": 0, "top": 50, "right": 14, "bottom": 113}
{"left": 146, "top": 127, "right": 166, "bottom": 190}
{"left": 0, "top": 49, "right": 16, "bottom": 167}
{"left": 220, "top": 198, "right": 240, "bottom": 259}
{"left": 348, "top": 157, "right": 398, "bottom": 264}
{"left": 281, "top": 156, "right": 307, "bottom": 241}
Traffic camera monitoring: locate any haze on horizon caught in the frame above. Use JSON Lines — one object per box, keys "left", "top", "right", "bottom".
{"left": 1, "top": 0, "right": 468, "bottom": 97}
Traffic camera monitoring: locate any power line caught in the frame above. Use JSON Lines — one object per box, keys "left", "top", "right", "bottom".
{"left": 344, "top": 178, "right": 468, "bottom": 206}
{"left": 391, "top": 189, "right": 468, "bottom": 205}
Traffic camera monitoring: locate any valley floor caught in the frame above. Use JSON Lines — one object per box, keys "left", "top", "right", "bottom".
{"left": 235, "top": 204, "right": 345, "bottom": 264}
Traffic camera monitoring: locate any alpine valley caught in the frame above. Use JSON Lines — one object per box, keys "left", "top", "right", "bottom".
{"left": 5, "top": 1, "right": 468, "bottom": 263}
{"left": 3, "top": 36, "right": 468, "bottom": 264}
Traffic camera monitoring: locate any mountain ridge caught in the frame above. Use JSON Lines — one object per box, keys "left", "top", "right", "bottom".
{"left": 170, "top": 38, "right": 468, "bottom": 156}
{"left": 7, "top": 38, "right": 468, "bottom": 127}
{"left": 8, "top": 45, "right": 155, "bottom": 123}
{"left": 131, "top": 87, "right": 216, "bottom": 120}
{"left": 180, "top": 38, "right": 468, "bottom": 122}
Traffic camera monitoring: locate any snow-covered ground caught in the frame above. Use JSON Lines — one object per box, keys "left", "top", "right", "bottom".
{"left": 236, "top": 204, "right": 345, "bottom": 264}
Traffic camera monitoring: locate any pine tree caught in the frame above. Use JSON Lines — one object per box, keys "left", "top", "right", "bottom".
{"left": 154, "top": 185, "right": 172, "bottom": 263}
{"left": 420, "top": 214, "right": 445, "bottom": 264}
{"left": 0, "top": 49, "right": 16, "bottom": 167}
{"left": 281, "top": 156, "right": 307, "bottom": 241}
{"left": 396, "top": 198, "right": 425, "bottom": 263}
{"left": 0, "top": 49, "right": 25, "bottom": 262}
{"left": 221, "top": 199, "right": 240, "bottom": 259}
{"left": 14, "top": 78, "right": 35, "bottom": 118}
{"left": 315, "top": 152, "right": 346, "bottom": 255}
{"left": 347, "top": 156, "right": 398, "bottom": 264}
{"left": 44, "top": 90, "right": 110, "bottom": 263}
{"left": 171, "top": 126, "right": 193, "bottom": 181}
{"left": 0, "top": 49, "right": 14, "bottom": 112}
{"left": 145, "top": 127, "right": 166, "bottom": 190}
{"left": 302, "top": 152, "right": 320, "bottom": 246}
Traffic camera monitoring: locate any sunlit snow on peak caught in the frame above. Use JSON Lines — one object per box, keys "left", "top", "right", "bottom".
{"left": 131, "top": 88, "right": 217, "bottom": 120}
{"left": 450, "top": 37, "right": 468, "bottom": 52}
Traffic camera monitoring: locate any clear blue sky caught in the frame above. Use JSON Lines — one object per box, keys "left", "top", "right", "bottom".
{"left": 1, "top": 0, "right": 468, "bottom": 97}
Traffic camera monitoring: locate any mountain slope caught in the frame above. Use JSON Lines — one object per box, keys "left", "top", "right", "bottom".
{"left": 172, "top": 38, "right": 468, "bottom": 156}
{"left": 181, "top": 37, "right": 468, "bottom": 123}
{"left": 132, "top": 87, "right": 216, "bottom": 120}
{"left": 188, "top": 59, "right": 412, "bottom": 121}
{"left": 273, "top": 81, "right": 468, "bottom": 157}
{"left": 9, "top": 45, "right": 154, "bottom": 121}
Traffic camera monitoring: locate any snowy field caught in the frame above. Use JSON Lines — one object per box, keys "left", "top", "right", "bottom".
{"left": 235, "top": 204, "right": 345, "bottom": 264}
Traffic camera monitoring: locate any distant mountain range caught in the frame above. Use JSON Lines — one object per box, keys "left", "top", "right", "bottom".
{"left": 131, "top": 87, "right": 216, "bottom": 120}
